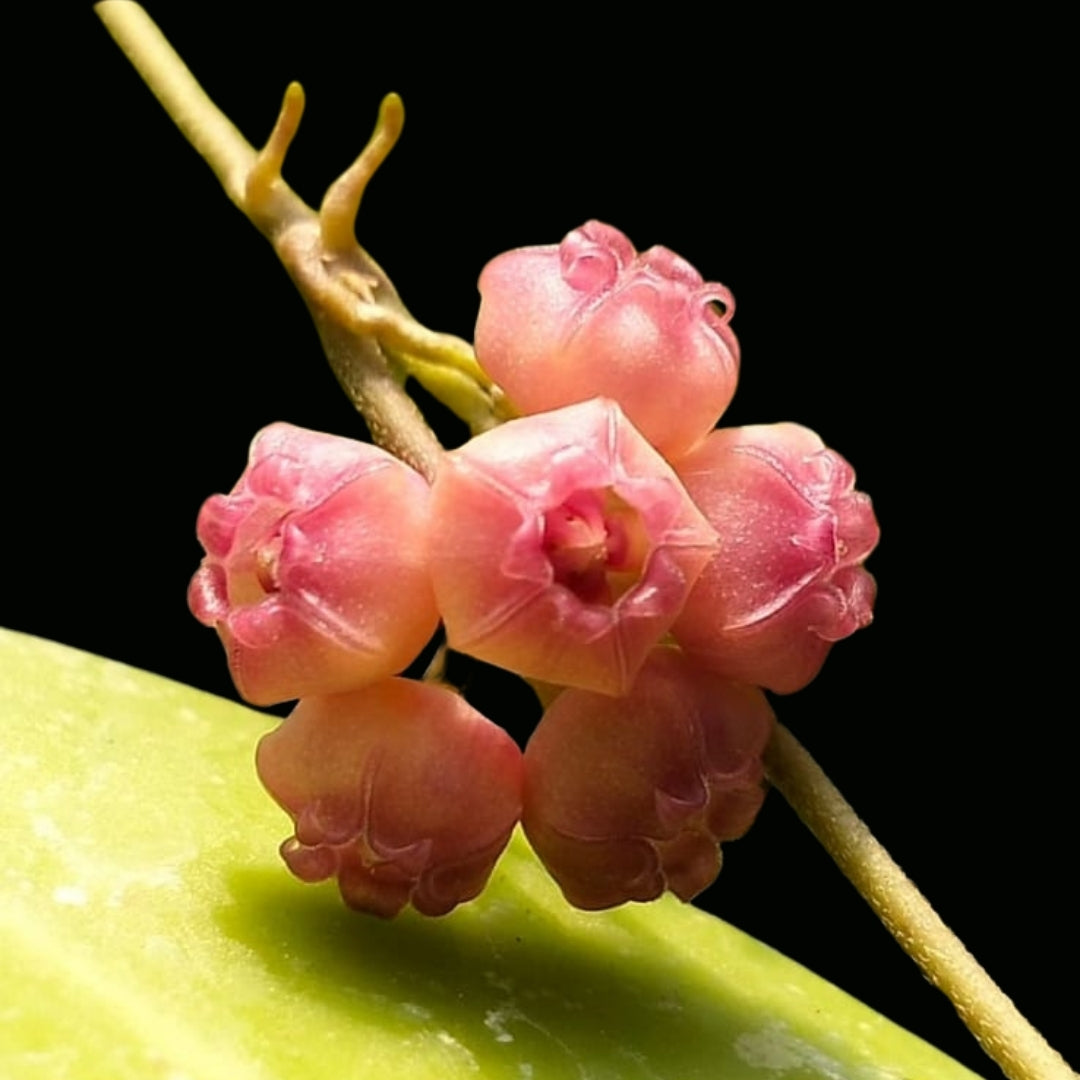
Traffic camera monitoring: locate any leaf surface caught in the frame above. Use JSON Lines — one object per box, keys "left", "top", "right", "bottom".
{"left": 0, "top": 628, "right": 980, "bottom": 1079}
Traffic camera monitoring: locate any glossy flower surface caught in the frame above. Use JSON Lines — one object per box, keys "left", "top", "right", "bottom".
{"left": 256, "top": 679, "right": 524, "bottom": 918}
{"left": 522, "top": 648, "right": 774, "bottom": 910}
{"left": 428, "top": 399, "right": 718, "bottom": 695}
{"left": 188, "top": 423, "right": 439, "bottom": 706}
{"left": 673, "top": 423, "right": 880, "bottom": 693}
{"left": 475, "top": 221, "right": 740, "bottom": 459}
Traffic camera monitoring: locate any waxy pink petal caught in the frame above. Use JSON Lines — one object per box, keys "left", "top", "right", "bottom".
{"left": 522, "top": 648, "right": 774, "bottom": 911}
{"left": 188, "top": 423, "right": 439, "bottom": 705}
{"left": 476, "top": 221, "right": 740, "bottom": 460}
{"left": 256, "top": 679, "right": 524, "bottom": 918}
{"left": 428, "top": 399, "right": 718, "bottom": 695}
{"left": 672, "top": 423, "right": 880, "bottom": 693}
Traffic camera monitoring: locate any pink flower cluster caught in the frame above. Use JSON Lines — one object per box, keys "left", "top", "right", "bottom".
{"left": 190, "top": 221, "right": 879, "bottom": 917}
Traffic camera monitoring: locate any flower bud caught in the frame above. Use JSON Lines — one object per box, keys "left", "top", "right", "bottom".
{"left": 428, "top": 399, "right": 718, "bottom": 696}
{"left": 672, "top": 423, "right": 880, "bottom": 693}
{"left": 522, "top": 648, "right": 774, "bottom": 911}
{"left": 476, "top": 221, "right": 740, "bottom": 460}
{"left": 256, "top": 679, "right": 524, "bottom": 918}
{"left": 188, "top": 423, "right": 439, "bottom": 706}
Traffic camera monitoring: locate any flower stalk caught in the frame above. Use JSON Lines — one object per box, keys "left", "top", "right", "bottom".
{"left": 765, "top": 723, "right": 1074, "bottom": 1080}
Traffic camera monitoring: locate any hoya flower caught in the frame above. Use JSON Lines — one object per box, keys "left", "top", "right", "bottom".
{"left": 672, "top": 423, "right": 880, "bottom": 694}
{"left": 256, "top": 679, "right": 523, "bottom": 917}
{"left": 188, "top": 423, "right": 439, "bottom": 706}
{"left": 522, "top": 648, "right": 774, "bottom": 911}
{"left": 428, "top": 398, "right": 718, "bottom": 696}
{"left": 475, "top": 220, "right": 740, "bottom": 460}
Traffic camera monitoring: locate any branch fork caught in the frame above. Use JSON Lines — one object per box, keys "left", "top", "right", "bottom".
{"left": 98, "top": 1, "right": 504, "bottom": 481}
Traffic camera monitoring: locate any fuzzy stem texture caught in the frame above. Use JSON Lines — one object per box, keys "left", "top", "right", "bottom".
{"left": 765, "top": 723, "right": 1074, "bottom": 1080}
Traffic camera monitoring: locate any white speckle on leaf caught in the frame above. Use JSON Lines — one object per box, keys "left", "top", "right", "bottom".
{"left": 484, "top": 969, "right": 515, "bottom": 993}
{"left": 655, "top": 993, "right": 684, "bottom": 1013}
{"left": 105, "top": 865, "right": 183, "bottom": 907}
{"left": 102, "top": 665, "right": 143, "bottom": 696}
{"left": 429, "top": 1029, "right": 480, "bottom": 1072}
{"left": 32, "top": 814, "right": 62, "bottom": 841}
{"left": 484, "top": 1008, "right": 515, "bottom": 1043}
{"left": 479, "top": 1004, "right": 592, "bottom": 1079}
{"left": 614, "top": 1044, "right": 666, "bottom": 1080}
{"left": 52, "top": 884, "right": 88, "bottom": 906}
{"left": 735, "top": 1023, "right": 890, "bottom": 1079}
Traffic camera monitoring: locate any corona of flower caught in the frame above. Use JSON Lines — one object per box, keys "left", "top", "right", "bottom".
{"left": 476, "top": 221, "right": 740, "bottom": 459}
{"left": 188, "top": 423, "right": 439, "bottom": 706}
{"left": 428, "top": 398, "right": 718, "bottom": 695}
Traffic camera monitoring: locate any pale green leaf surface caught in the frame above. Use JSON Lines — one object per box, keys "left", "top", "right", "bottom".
{"left": 0, "top": 628, "right": 981, "bottom": 1080}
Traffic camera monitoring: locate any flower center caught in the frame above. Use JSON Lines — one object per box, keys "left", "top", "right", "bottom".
{"left": 254, "top": 532, "right": 284, "bottom": 594}
{"left": 542, "top": 488, "right": 649, "bottom": 604}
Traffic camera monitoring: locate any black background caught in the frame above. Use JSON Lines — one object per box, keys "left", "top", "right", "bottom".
{"left": 8, "top": 7, "right": 1073, "bottom": 1076}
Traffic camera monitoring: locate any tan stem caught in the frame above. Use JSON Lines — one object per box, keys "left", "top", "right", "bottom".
{"left": 94, "top": 2, "right": 446, "bottom": 469}
{"left": 309, "top": 316, "right": 443, "bottom": 482}
{"left": 96, "top": 2, "right": 260, "bottom": 211}
{"left": 764, "top": 723, "right": 1075, "bottom": 1080}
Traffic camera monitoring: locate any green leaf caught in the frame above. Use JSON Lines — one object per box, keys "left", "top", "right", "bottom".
{"left": 0, "top": 628, "right": 980, "bottom": 1079}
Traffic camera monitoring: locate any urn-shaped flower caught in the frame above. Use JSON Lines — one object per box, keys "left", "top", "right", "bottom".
{"left": 475, "top": 221, "right": 740, "bottom": 459}
{"left": 672, "top": 423, "right": 880, "bottom": 693}
{"left": 257, "top": 680, "right": 524, "bottom": 917}
{"left": 188, "top": 423, "right": 439, "bottom": 705}
{"left": 428, "top": 399, "right": 718, "bottom": 695}
{"left": 522, "top": 649, "right": 774, "bottom": 910}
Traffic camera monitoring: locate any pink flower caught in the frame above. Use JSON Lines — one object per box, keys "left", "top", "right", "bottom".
{"left": 672, "top": 423, "right": 880, "bottom": 693}
{"left": 522, "top": 648, "right": 774, "bottom": 910}
{"left": 428, "top": 398, "right": 718, "bottom": 695}
{"left": 256, "top": 679, "right": 523, "bottom": 918}
{"left": 475, "top": 221, "right": 740, "bottom": 460}
{"left": 188, "top": 423, "right": 439, "bottom": 706}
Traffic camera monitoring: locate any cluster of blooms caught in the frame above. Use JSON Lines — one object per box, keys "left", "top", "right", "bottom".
{"left": 189, "top": 221, "right": 880, "bottom": 918}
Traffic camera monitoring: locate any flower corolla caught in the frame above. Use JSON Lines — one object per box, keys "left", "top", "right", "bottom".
{"left": 672, "top": 423, "right": 880, "bottom": 693}
{"left": 188, "top": 423, "right": 439, "bottom": 705}
{"left": 522, "top": 648, "right": 774, "bottom": 910}
{"left": 256, "top": 679, "right": 523, "bottom": 917}
{"left": 428, "top": 398, "right": 718, "bottom": 695}
{"left": 476, "top": 221, "right": 740, "bottom": 459}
